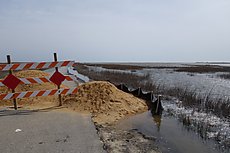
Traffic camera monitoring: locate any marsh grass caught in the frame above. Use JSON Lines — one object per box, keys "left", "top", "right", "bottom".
{"left": 75, "top": 63, "right": 230, "bottom": 119}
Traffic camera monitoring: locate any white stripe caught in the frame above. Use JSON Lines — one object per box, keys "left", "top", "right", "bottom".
{"left": 3, "top": 64, "right": 12, "bottom": 71}
{"left": 30, "top": 63, "right": 39, "bottom": 69}
{"left": 44, "top": 62, "right": 51, "bottom": 68}
{"left": 34, "top": 78, "right": 42, "bottom": 84}
{"left": 43, "top": 90, "right": 51, "bottom": 97}
{"left": 20, "top": 78, "right": 30, "bottom": 84}
{"left": 4, "top": 93, "right": 14, "bottom": 100}
{"left": 66, "top": 88, "right": 74, "bottom": 95}
{"left": 56, "top": 62, "right": 63, "bottom": 67}
{"left": 16, "top": 63, "right": 26, "bottom": 71}
{"left": 17, "top": 92, "right": 26, "bottom": 98}
{"left": 0, "top": 82, "right": 4, "bottom": 86}
{"left": 30, "top": 90, "right": 40, "bottom": 97}
{"left": 69, "top": 76, "right": 75, "bottom": 81}
{"left": 45, "top": 76, "right": 50, "bottom": 80}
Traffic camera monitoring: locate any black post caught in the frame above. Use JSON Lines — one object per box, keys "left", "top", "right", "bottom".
{"left": 7, "top": 55, "right": 17, "bottom": 110}
{"left": 54, "top": 53, "right": 62, "bottom": 106}
{"left": 155, "top": 95, "right": 161, "bottom": 114}
{"left": 151, "top": 91, "right": 153, "bottom": 102}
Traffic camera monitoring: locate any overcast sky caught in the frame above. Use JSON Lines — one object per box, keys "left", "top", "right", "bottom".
{"left": 0, "top": 0, "right": 230, "bottom": 62}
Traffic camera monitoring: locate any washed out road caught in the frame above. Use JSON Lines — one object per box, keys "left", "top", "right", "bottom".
{"left": 0, "top": 109, "right": 105, "bottom": 153}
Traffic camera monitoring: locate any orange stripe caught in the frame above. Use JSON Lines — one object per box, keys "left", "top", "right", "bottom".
{"left": 0, "top": 79, "right": 3, "bottom": 83}
{"left": 27, "top": 78, "right": 37, "bottom": 84}
{"left": 11, "top": 64, "right": 20, "bottom": 70}
{"left": 49, "top": 62, "right": 58, "bottom": 68}
{"left": 0, "top": 64, "right": 6, "bottom": 70}
{"left": 23, "top": 63, "right": 34, "bottom": 70}
{"left": 40, "top": 77, "right": 49, "bottom": 83}
{"left": 61, "top": 89, "right": 69, "bottom": 95}
{"left": 24, "top": 91, "right": 33, "bottom": 98}
{"left": 49, "top": 89, "right": 58, "bottom": 95}
{"left": 72, "top": 88, "right": 78, "bottom": 94}
{"left": 13, "top": 93, "right": 20, "bottom": 99}
{"left": 62, "top": 61, "right": 70, "bottom": 66}
{"left": 36, "top": 90, "right": 46, "bottom": 97}
{"left": 65, "top": 76, "right": 72, "bottom": 81}
{"left": 36, "top": 62, "right": 46, "bottom": 69}
{"left": 0, "top": 94, "right": 7, "bottom": 100}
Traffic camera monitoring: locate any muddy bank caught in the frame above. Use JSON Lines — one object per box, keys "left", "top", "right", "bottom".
{"left": 95, "top": 123, "right": 160, "bottom": 153}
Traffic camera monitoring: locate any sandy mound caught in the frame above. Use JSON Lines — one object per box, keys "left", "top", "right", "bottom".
{"left": 0, "top": 70, "right": 59, "bottom": 108}
{"left": 63, "top": 81, "right": 148, "bottom": 124}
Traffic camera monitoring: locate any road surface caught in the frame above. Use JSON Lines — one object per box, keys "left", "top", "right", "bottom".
{"left": 0, "top": 109, "right": 105, "bottom": 153}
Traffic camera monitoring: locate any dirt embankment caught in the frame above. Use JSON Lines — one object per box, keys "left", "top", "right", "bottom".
{"left": 63, "top": 81, "right": 148, "bottom": 125}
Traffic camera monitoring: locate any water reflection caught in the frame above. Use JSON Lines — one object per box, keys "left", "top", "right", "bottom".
{"left": 152, "top": 114, "right": 162, "bottom": 132}
{"left": 117, "top": 111, "right": 222, "bottom": 153}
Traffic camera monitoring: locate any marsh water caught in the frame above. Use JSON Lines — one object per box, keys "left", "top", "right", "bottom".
{"left": 88, "top": 63, "right": 230, "bottom": 98}
{"left": 116, "top": 111, "right": 227, "bottom": 153}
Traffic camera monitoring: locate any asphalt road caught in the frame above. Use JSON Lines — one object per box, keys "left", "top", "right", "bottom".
{"left": 0, "top": 109, "right": 105, "bottom": 153}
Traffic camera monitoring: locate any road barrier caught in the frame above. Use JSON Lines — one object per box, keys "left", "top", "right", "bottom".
{"left": 0, "top": 88, "right": 78, "bottom": 100}
{"left": 0, "top": 61, "right": 74, "bottom": 71}
{"left": 0, "top": 53, "right": 77, "bottom": 110}
{"left": 0, "top": 76, "right": 76, "bottom": 86}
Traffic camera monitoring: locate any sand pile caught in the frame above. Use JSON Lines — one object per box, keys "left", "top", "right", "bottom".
{"left": 63, "top": 81, "right": 148, "bottom": 124}
{"left": 0, "top": 70, "right": 59, "bottom": 107}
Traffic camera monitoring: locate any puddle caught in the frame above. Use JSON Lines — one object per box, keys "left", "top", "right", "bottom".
{"left": 116, "top": 111, "right": 227, "bottom": 153}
